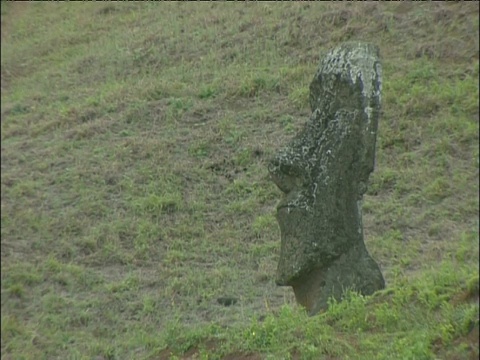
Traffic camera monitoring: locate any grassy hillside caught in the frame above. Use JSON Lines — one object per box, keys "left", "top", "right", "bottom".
{"left": 1, "top": 2, "right": 478, "bottom": 359}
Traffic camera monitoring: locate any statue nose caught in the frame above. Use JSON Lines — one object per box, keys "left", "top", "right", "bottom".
{"left": 268, "top": 158, "right": 307, "bottom": 194}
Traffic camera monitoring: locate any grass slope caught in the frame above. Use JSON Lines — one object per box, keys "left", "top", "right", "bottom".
{"left": 1, "top": 2, "right": 478, "bottom": 359}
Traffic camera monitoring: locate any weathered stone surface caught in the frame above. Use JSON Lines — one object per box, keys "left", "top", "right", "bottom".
{"left": 268, "top": 42, "right": 385, "bottom": 315}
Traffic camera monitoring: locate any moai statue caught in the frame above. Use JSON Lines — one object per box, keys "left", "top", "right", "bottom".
{"left": 269, "top": 43, "right": 385, "bottom": 315}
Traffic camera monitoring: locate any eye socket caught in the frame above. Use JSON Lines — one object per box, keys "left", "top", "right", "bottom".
{"left": 279, "top": 160, "right": 308, "bottom": 181}
{"left": 279, "top": 162, "right": 293, "bottom": 175}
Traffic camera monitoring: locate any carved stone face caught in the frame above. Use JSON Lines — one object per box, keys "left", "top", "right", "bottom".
{"left": 268, "top": 43, "right": 382, "bottom": 286}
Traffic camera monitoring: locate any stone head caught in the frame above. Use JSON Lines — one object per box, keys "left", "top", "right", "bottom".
{"left": 268, "top": 43, "right": 382, "bottom": 286}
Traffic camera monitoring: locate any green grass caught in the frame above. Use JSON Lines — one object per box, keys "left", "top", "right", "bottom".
{"left": 1, "top": 2, "right": 478, "bottom": 359}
